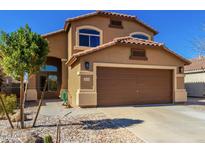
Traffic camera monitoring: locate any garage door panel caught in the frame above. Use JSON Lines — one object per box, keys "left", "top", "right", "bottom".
{"left": 97, "top": 67, "right": 173, "bottom": 106}
{"left": 98, "top": 83, "right": 136, "bottom": 90}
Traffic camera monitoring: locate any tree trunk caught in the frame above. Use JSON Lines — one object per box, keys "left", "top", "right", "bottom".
{"left": 32, "top": 79, "right": 47, "bottom": 127}
{"left": 20, "top": 76, "right": 24, "bottom": 129}
{"left": 0, "top": 95, "right": 14, "bottom": 129}
{"left": 22, "top": 81, "right": 28, "bottom": 127}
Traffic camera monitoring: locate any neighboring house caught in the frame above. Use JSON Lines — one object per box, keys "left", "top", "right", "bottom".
{"left": 0, "top": 76, "right": 20, "bottom": 97}
{"left": 26, "top": 11, "right": 190, "bottom": 107}
{"left": 185, "top": 57, "right": 205, "bottom": 97}
{"left": 0, "top": 67, "right": 19, "bottom": 96}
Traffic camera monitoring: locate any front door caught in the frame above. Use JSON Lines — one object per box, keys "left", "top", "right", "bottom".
{"left": 39, "top": 72, "right": 59, "bottom": 99}
{"left": 38, "top": 63, "right": 60, "bottom": 99}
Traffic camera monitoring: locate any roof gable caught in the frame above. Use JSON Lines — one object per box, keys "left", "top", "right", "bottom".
{"left": 67, "top": 37, "right": 190, "bottom": 66}
{"left": 64, "top": 11, "right": 158, "bottom": 35}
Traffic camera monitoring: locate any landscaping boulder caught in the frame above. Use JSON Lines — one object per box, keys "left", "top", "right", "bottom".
{"left": 20, "top": 132, "right": 44, "bottom": 143}
{"left": 0, "top": 115, "right": 6, "bottom": 120}
{"left": 11, "top": 111, "right": 28, "bottom": 122}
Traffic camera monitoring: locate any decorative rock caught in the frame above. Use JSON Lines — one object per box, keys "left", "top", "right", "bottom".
{"left": 0, "top": 104, "right": 143, "bottom": 143}
{"left": 0, "top": 138, "right": 9, "bottom": 143}
{"left": 0, "top": 115, "right": 6, "bottom": 120}
{"left": 20, "top": 132, "right": 44, "bottom": 143}
{"left": 11, "top": 112, "right": 28, "bottom": 122}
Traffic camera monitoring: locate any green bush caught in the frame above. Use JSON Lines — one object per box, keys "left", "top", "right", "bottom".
{"left": 43, "top": 135, "right": 53, "bottom": 143}
{"left": 0, "top": 94, "right": 17, "bottom": 116}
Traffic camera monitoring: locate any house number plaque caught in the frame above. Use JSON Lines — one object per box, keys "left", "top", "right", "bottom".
{"left": 83, "top": 77, "right": 90, "bottom": 82}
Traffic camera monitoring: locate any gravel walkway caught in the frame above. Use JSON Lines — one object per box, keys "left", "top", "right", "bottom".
{"left": 0, "top": 102, "right": 143, "bottom": 143}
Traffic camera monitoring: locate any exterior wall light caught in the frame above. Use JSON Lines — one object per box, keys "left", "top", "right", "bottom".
{"left": 179, "top": 66, "right": 184, "bottom": 74}
{"left": 84, "top": 61, "right": 90, "bottom": 70}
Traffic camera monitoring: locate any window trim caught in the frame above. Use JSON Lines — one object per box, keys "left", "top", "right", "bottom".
{"left": 130, "top": 32, "right": 151, "bottom": 40}
{"left": 76, "top": 26, "right": 103, "bottom": 48}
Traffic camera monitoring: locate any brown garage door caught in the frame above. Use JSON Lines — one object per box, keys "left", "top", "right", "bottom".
{"left": 97, "top": 67, "right": 173, "bottom": 106}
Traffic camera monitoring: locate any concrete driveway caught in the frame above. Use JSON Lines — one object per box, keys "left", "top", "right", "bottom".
{"left": 98, "top": 104, "right": 205, "bottom": 142}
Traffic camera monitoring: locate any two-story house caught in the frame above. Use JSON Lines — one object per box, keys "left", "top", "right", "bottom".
{"left": 26, "top": 11, "right": 190, "bottom": 107}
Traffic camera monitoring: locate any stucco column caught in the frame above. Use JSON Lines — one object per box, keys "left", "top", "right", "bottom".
{"left": 61, "top": 59, "right": 68, "bottom": 90}
{"left": 174, "top": 74, "right": 187, "bottom": 102}
{"left": 26, "top": 74, "right": 38, "bottom": 101}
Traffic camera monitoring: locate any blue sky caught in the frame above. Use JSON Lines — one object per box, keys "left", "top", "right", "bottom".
{"left": 0, "top": 10, "right": 205, "bottom": 59}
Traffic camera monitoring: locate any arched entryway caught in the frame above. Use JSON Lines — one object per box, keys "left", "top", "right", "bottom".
{"left": 37, "top": 57, "right": 62, "bottom": 99}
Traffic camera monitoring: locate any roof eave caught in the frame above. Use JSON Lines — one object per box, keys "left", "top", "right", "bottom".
{"left": 162, "top": 46, "right": 191, "bottom": 65}
{"left": 41, "top": 29, "right": 65, "bottom": 37}
{"left": 66, "top": 56, "right": 78, "bottom": 66}
{"left": 63, "top": 11, "right": 158, "bottom": 35}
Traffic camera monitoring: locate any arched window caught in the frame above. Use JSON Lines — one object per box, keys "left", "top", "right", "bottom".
{"left": 78, "top": 28, "right": 101, "bottom": 47}
{"left": 40, "top": 65, "right": 57, "bottom": 72}
{"left": 130, "top": 32, "right": 150, "bottom": 40}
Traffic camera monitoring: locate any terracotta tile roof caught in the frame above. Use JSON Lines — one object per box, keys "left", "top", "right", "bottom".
{"left": 115, "top": 36, "right": 163, "bottom": 46}
{"left": 67, "top": 36, "right": 190, "bottom": 66}
{"left": 67, "top": 11, "right": 136, "bottom": 22}
{"left": 64, "top": 11, "right": 158, "bottom": 35}
{"left": 184, "top": 57, "right": 205, "bottom": 72}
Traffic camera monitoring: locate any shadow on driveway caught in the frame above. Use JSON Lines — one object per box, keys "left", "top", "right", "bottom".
{"left": 81, "top": 118, "right": 144, "bottom": 130}
{"left": 35, "top": 118, "right": 144, "bottom": 130}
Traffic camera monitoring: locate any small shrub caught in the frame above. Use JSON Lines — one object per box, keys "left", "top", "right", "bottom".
{"left": 0, "top": 94, "right": 17, "bottom": 117}
{"left": 43, "top": 135, "right": 53, "bottom": 143}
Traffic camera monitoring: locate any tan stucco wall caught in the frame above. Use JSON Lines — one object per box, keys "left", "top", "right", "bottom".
{"left": 72, "top": 45, "right": 187, "bottom": 107}
{"left": 177, "top": 77, "right": 185, "bottom": 89}
{"left": 68, "top": 63, "right": 81, "bottom": 107}
{"left": 46, "top": 31, "right": 68, "bottom": 59}
{"left": 27, "top": 74, "right": 38, "bottom": 101}
{"left": 175, "top": 89, "right": 187, "bottom": 102}
{"left": 28, "top": 74, "right": 37, "bottom": 89}
{"left": 61, "top": 61, "right": 68, "bottom": 89}
{"left": 80, "top": 46, "right": 185, "bottom": 69}
{"left": 68, "top": 27, "right": 73, "bottom": 59}
{"left": 69, "top": 16, "right": 155, "bottom": 57}
{"left": 26, "top": 89, "right": 38, "bottom": 101}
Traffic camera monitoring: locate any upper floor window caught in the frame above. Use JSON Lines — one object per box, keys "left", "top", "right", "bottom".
{"left": 78, "top": 28, "right": 100, "bottom": 47}
{"left": 130, "top": 32, "right": 151, "bottom": 40}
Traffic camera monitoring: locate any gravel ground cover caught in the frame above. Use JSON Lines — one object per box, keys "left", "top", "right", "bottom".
{"left": 0, "top": 104, "right": 143, "bottom": 143}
